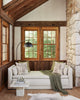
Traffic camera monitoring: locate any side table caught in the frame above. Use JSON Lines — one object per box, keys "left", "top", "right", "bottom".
{"left": 10, "top": 80, "right": 29, "bottom": 96}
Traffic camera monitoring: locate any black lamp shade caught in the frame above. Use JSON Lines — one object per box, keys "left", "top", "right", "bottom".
{"left": 24, "top": 41, "right": 33, "bottom": 47}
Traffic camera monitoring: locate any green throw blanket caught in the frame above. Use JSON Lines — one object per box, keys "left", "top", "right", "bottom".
{"left": 41, "top": 70, "right": 68, "bottom": 95}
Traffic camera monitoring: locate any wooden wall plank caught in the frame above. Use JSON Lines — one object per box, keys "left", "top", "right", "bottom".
{"left": 0, "top": 0, "right": 3, "bottom": 8}
{"left": 0, "top": 61, "right": 14, "bottom": 92}
{"left": 15, "top": 60, "right": 67, "bottom": 71}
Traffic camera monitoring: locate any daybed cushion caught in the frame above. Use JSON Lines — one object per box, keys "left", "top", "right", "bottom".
{"left": 12, "top": 71, "right": 69, "bottom": 79}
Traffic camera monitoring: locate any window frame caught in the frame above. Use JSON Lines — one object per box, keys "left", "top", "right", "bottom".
{"left": 21, "top": 27, "right": 59, "bottom": 61}
{"left": 41, "top": 27, "right": 59, "bottom": 61}
{"left": 21, "top": 27, "right": 40, "bottom": 61}
{"left": 2, "top": 20, "right": 9, "bottom": 64}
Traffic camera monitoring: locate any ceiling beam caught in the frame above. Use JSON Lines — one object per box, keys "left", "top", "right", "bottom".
{"left": 0, "top": 0, "right": 3, "bottom": 8}
{"left": 14, "top": 21, "right": 67, "bottom": 27}
{"left": 13, "top": 0, "right": 48, "bottom": 21}
{"left": 2, "top": 0, "right": 18, "bottom": 11}
{"left": 0, "top": 8, "right": 13, "bottom": 24}
{"left": 3, "top": 0, "right": 30, "bottom": 12}
{"left": 8, "top": 0, "right": 33, "bottom": 15}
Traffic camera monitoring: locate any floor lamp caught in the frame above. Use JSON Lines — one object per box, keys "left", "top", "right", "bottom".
{"left": 16, "top": 40, "right": 33, "bottom": 60}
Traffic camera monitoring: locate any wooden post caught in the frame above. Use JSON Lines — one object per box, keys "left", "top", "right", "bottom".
{"left": 12, "top": 25, "right": 14, "bottom": 61}
{"left": 0, "top": 18, "right": 2, "bottom": 65}
{"left": 0, "top": 0, "right": 3, "bottom": 8}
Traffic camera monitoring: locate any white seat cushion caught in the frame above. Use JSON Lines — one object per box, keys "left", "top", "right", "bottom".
{"left": 12, "top": 71, "right": 69, "bottom": 79}
{"left": 61, "top": 75, "right": 68, "bottom": 79}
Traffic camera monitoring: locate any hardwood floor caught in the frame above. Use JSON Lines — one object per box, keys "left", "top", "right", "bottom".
{"left": 0, "top": 87, "right": 80, "bottom": 100}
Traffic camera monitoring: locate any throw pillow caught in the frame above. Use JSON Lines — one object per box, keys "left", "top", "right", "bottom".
{"left": 60, "top": 62, "right": 66, "bottom": 75}
{"left": 16, "top": 62, "right": 28, "bottom": 72}
{"left": 26, "top": 61, "right": 30, "bottom": 72}
{"left": 63, "top": 65, "right": 68, "bottom": 75}
{"left": 53, "top": 62, "right": 61, "bottom": 73}
{"left": 18, "top": 61, "right": 30, "bottom": 72}
{"left": 16, "top": 66, "right": 22, "bottom": 75}
{"left": 53, "top": 62, "right": 66, "bottom": 75}
{"left": 22, "top": 70, "right": 28, "bottom": 75}
{"left": 12, "top": 67, "right": 17, "bottom": 75}
{"left": 51, "top": 61, "right": 55, "bottom": 71}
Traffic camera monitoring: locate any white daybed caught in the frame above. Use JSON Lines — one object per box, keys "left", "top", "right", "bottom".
{"left": 8, "top": 65, "right": 73, "bottom": 89}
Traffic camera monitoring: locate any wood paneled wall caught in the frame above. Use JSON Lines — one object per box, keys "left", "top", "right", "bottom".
{"left": 29, "top": 61, "right": 52, "bottom": 70}
{"left": 29, "top": 61, "right": 67, "bottom": 70}
{"left": 15, "top": 60, "right": 66, "bottom": 71}
{"left": 0, "top": 61, "right": 14, "bottom": 91}
{"left": 0, "top": 7, "right": 14, "bottom": 92}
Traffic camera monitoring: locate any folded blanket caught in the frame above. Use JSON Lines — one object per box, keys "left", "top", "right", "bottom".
{"left": 41, "top": 70, "right": 68, "bottom": 95}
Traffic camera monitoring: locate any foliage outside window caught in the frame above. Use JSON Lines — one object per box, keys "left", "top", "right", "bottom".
{"left": 21, "top": 27, "right": 59, "bottom": 61}
{"left": 25, "top": 30, "right": 38, "bottom": 58}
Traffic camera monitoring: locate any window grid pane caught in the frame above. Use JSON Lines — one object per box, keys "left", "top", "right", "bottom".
{"left": 43, "top": 30, "right": 56, "bottom": 58}
{"left": 25, "top": 30, "right": 37, "bottom": 58}
{"left": 2, "top": 53, "right": 7, "bottom": 61}
{"left": 2, "top": 25, "right": 8, "bottom": 62}
{"left": 44, "top": 31, "right": 56, "bottom": 45}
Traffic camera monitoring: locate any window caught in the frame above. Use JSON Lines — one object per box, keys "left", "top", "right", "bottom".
{"left": 21, "top": 27, "right": 59, "bottom": 61}
{"left": 25, "top": 31, "right": 37, "bottom": 58}
{"left": 2, "top": 21, "right": 9, "bottom": 63}
{"left": 41, "top": 27, "right": 59, "bottom": 60}
{"left": 21, "top": 27, "right": 39, "bottom": 61}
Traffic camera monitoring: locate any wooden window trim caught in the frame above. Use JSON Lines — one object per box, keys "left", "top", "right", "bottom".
{"left": 41, "top": 27, "right": 59, "bottom": 61}
{"left": 21, "top": 27, "right": 40, "bottom": 61}
{"left": 2, "top": 20, "right": 9, "bottom": 64}
{"left": 21, "top": 27, "right": 59, "bottom": 61}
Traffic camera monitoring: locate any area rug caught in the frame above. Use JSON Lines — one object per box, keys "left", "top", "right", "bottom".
{"left": 28, "top": 93, "right": 80, "bottom": 100}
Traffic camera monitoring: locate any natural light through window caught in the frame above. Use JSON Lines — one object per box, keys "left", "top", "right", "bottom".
{"left": 25, "top": 31, "right": 37, "bottom": 58}
{"left": 21, "top": 27, "right": 59, "bottom": 61}
{"left": 43, "top": 31, "right": 56, "bottom": 58}
{"left": 2, "top": 21, "right": 9, "bottom": 63}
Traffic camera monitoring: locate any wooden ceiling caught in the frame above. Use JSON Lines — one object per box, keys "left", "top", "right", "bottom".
{"left": 2, "top": 0, "right": 48, "bottom": 21}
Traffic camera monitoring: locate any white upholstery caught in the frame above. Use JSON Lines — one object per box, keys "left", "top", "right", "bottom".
{"left": 8, "top": 65, "right": 73, "bottom": 89}
{"left": 75, "top": 66, "right": 80, "bottom": 87}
